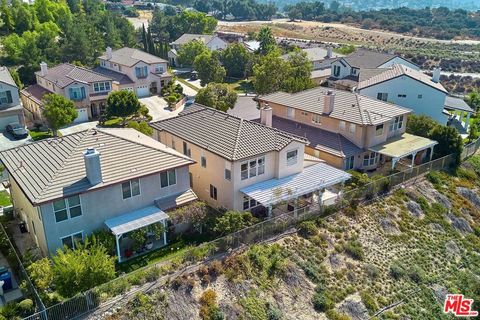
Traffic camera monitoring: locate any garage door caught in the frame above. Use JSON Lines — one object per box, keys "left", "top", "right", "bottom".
{"left": 74, "top": 108, "right": 89, "bottom": 123}
{"left": 0, "top": 115, "right": 20, "bottom": 131}
{"left": 136, "top": 86, "right": 149, "bottom": 98}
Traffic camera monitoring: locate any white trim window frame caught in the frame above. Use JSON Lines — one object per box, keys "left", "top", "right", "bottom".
{"left": 60, "top": 231, "right": 83, "bottom": 250}
{"left": 375, "top": 124, "right": 384, "bottom": 136}
{"left": 377, "top": 92, "right": 388, "bottom": 102}
{"left": 349, "top": 123, "right": 356, "bottom": 134}
{"left": 389, "top": 116, "right": 404, "bottom": 132}
{"left": 240, "top": 156, "right": 265, "bottom": 180}
{"left": 312, "top": 114, "right": 321, "bottom": 124}
{"left": 160, "top": 169, "right": 177, "bottom": 188}
{"left": 344, "top": 155, "right": 355, "bottom": 170}
{"left": 122, "top": 178, "right": 141, "bottom": 199}
{"left": 53, "top": 195, "right": 83, "bottom": 223}
{"left": 339, "top": 121, "right": 346, "bottom": 131}
{"left": 243, "top": 195, "right": 259, "bottom": 210}
{"left": 93, "top": 82, "right": 111, "bottom": 92}
{"left": 363, "top": 152, "right": 379, "bottom": 167}
{"left": 286, "top": 149, "right": 298, "bottom": 166}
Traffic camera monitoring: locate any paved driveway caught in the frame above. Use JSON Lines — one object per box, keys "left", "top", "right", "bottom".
{"left": 176, "top": 80, "right": 199, "bottom": 97}
{"left": 227, "top": 96, "right": 260, "bottom": 120}
{"left": 139, "top": 96, "right": 185, "bottom": 121}
{"left": 0, "top": 132, "right": 31, "bottom": 151}
{"left": 59, "top": 121, "right": 99, "bottom": 136}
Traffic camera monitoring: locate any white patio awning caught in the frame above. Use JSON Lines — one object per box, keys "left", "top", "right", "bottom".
{"left": 105, "top": 206, "right": 169, "bottom": 236}
{"left": 240, "top": 162, "right": 351, "bottom": 207}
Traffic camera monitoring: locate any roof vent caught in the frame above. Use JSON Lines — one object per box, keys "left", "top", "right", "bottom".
{"left": 432, "top": 67, "right": 441, "bottom": 83}
{"left": 106, "top": 47, "right": 113, "bottom": 60}
{"left": 84, "top": 148, "right": 102, "bottom": 185}
{"left": 323, "top": 90, "right": 335, "bottom": 115}
{"left": 260, "top": 103, "right": 272, "bottom": 127}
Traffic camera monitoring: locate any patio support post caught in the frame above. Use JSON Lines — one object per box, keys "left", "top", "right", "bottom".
{"left": 429, "top": 147, "right": 434, "bottom": 161}
{"left": 162, "top": 219, "right": 167, "bottom": 245}
{"left": 267, "top": 205, "right": 272, "bottom": 219}
{"left": 465, "top": 112, "right": 471, "bottom": 131}
{"left": 391, "top": 157, "right": 399, "bottom": 170}
{"left": 294, "top": 198, "right": 299, "bottom": 218}
{"left": 411, "top": 152, "right": 417, "bottom": 168}
{"left": 115, "top": 234, "right": 121, "bottom": 263}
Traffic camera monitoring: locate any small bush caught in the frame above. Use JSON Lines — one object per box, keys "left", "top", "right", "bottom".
{"left": 364, "top": 264, "right": 379, "bottom": 279}
{"left": 312, "top": 287, "right": 333, "bottom": 312}
{"left": 208, "top": 260, "right": 223, "bottom": 277}
{"left": 344, "top": 240, "right": 365, "bottom": 261}
{"left": 389, "top": 263, "right": 405, "bottom": 280}
{"left": 325, "top": 310, "right": 351, "bottom": 320}
{"left": 18, "top": 299, "right": 34, "bottom": 315}
{"left": 360, "top": 291, "right": 377, "bottom": 313}
{"left": 408, "top": 265, "right": 426, "bottom": 284}
{"left": 266, "top": 303, "right": 282, "bottom": 320}
{"left": 298, "top": 220, "right": 318, "bottom": 238}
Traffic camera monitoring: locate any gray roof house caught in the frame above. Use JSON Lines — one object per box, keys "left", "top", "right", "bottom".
{"left": 1, "top": 128, "right": 197, "bottom": 261}
{"left": 168, "top": 34, "right": 228, "bottom": 67}
{"left": 150, "top": 104, "right": 350, "bottom": 213}
{"left": 0, "top": 67, "right": 25, "bottom": 132}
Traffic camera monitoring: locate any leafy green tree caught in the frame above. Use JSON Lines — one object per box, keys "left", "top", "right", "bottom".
{"left": 406, "top": 114, "right": 438, "bottom": 136}
{"left": 221, "top": 43, "right": 251, "bottom": 78}
{"left": 283, "top": 49, "right": 314, "bottom": 93}
{"left": 252, "top": 50, "right": 289, "bottom": 95}
{"left": 42, "top": 94, "right": 78, "bottom": 136}
{"left": 0, "top": 0, "right": 15, "bottom": 32}
{"left": 178, "top": 40, "right": 209, "bottom": 67}
{"left": 106, "top": 90, "right": 141, "bottom": 125}
{"left": 195, "top": 83, "right": 237, "bottom": 112}
{"left": 429, "top": 125, "right": 463, "bottom": 164}
{"left": 194, "top": 52, "right": 226, "bottom": 86}
{"left": 27, "top": 258, "right": 54, "bottom": 292}
{"left": 2, "top": 34, "right": 25, "bottom": 64}
{"left": 213, "top": 211, "right": 257, "bottom": 235}
{"left": 257, "top": 26, "right": 276, "bottom": 55}
{"left": 12, "top": 2, "right": 36, "bottom": 33}
{"left": 465, "top": 90, "right": 480, "bottom": 112}
{"left": 126, "top": 120, "right": 153, "bottom": 136}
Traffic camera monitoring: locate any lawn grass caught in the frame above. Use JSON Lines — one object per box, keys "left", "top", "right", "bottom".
{"left": 102, "top": 117, "right": 123, "bottom": 127}
{"left": 225, "top": 77, "right": 254, "bottom": 94}
{"left": 29, "top": 130, "right": 54, "bottom": 141}
{"left": 0, "top": 191, "right": 11, "bottom": 207}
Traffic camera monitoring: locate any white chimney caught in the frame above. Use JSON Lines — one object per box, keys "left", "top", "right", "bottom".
{"left": 260, "top": 104, "right": 272, "bottom": 127}
{"left": 323, "top": 90, "right": 335, "bottom": 114}
{"left": 84, "top": 148, "right": 102, "bottom": 185}
{"left": 106, "top": 47, "right": 113, "bottom": 60}
{"left": 40, "top": 62, "right": 48, "bottom": 76}
{"left": 432, "top": 67, "right": 441, "bottom": 83}
{"left": 326, "top": 46, "right": 333, "bottom": 58}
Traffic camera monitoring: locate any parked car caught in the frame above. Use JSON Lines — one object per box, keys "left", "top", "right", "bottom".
{"left": 190, "top": 71, "right": 198, "bottom": 81}
{"left": 6, "top": 123, "right": 28, "bottom": 139}
{"left": 185, "top": 97, "right": 195, "bottom": 107}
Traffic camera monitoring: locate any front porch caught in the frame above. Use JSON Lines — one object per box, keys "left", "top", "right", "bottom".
{"left": 445, "top": 95, "right": 474, "bottom": 136}
{"left": 240, "top": 162, "right": 351, "bottom": 218}
{"left": 369, "top": 133, "right": 438, "bottom": 171}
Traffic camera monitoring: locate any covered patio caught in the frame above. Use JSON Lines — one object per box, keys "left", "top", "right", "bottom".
{"left": 105, "top": 206, "right": 169, "bottom": 263}
{"left": 240, "top": 162, "right": 351, "bottom": 217}
{"left": 445, "top": 96, "right": 474, "bottom": 134}
{"left": 369, "top": 133, "right": 438, "bottom": 170}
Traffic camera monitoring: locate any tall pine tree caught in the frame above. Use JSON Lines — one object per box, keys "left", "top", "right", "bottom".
{"left": 141, "top": 23, "right": 147, "bottom": 52}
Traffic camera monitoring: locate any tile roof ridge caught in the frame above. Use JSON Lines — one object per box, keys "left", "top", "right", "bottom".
{"left": 232, "top": 118, "right": 244, "bottom": 160}
{"left": 355, "top": 94, "right": 367, "bottom": 126}
{"left": 151, "top": 104, "right": 208, "bottom": 125}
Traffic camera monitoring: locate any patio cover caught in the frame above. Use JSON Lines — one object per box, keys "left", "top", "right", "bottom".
{"left": 105, "top": 206, "right": 169, "bottom": 236}
{"left": 240, "top": 162, "right": 351, "bottom": 207}
{"left": 444, "top": 96, "right": 474, "bottom": 113}
{"left": 369, "top": 133, "right": 437, "bottom": 159}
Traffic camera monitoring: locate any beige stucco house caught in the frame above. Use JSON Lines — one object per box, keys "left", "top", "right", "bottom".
{"left": 150, "top": 104, "right": 351, "bottom": 214}
{"left": 0, "top": 128, "right": 197, "bottom": 262}
{"left": 95, "top": 47, "right": 172, "bottom": 97}
{"left": 257, "top": 87, "right": 438, "bottom": 172}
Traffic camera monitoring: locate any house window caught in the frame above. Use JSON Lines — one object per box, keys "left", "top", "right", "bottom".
{"left": 418, "top": 94, "right": 423, "bottom": 99}
{"left": 333, "top": 65, "right": 340, "bottom": 77}
{"left": 171, "top": 139, "right": 176, "bottom": 150}
{"left": 312, "top": 114, "right": 321, "bottom": 124}
{"left": 61, "top": 232, "right": 83, "bottom": 249}
{"left": 377, "top": 93, "right": 388, "bottom": 102}
{"left": 201, "top": 156, "right": 207, "bottom": 168}
{"left": 351, "top": 68, "right": 358, "bottom": 75}
{"left": 389, "top": 116, "right": 404, "bottom": 132}
{"left": 68, "top": 87, "right": 86, "bottom": 101}
{"left": 363, "top": 152, "right": 379, "bottom": 167}
{"left": 397, "top": 94, "right": 406, "bottom": 98}
{"left": 344, "top": 155, "right": 355, "bottom": 170}
{"left": 339, "top": 121, "right": 346, "bottom": 130}
{"left": 0, "top": 91, "right": 13, "bottom": 104}
{"left": 287, "top": 107, "right": 295, "bottom": 119}
{"left": 160, "top": 170, "right": 176, "bottom": 188}
{"left": 53, "top": 195, "right": 82, "bottom": 222}
{"left": 183, "top": 142, "right": 191, "bottom": 157}
{"left": 122, "top": 179, "right": 140, "bottom": 199}
{"left": 349, "top": 123, "right": 356, "bottom": 134}
{"left": 286, "top": 149, "right": 298, "bottom": 166}
{"left": 240, "top": 156, "right": 265, "bottom": 180}
{"left": 375, "top": 124, "right": 384, "bottom": 136}
{"left": 301, "top": 111, "right": 308, "bottom": 116}
{"left": 135, "top": 66, "right": 148, "bottom": 78}
{"left": 243, "top": 195, "right": 258, "bottom": 210}
{"left": 93, "top": 82, "right": 111, "bottom": 92}
{"left": 210, "top": 184, "right": 217, "bottom": 200}
{"left": 224, "top": 168, "right": 231, "bottom": 181}
{"left": 155, "top": 65, "right": 164, "bottom": 73}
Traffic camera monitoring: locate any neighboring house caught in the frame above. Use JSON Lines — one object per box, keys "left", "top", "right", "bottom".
{"left": 243, "top": 40, "right": 260, "bottom": 53}
{"left": 0, "top": 128, "right": 197, "bottom": 262}
{"left": 283, "top": 46, "right": 343, "bottom": 84}
{"left": 257, "top": 87, "right": 437, "bottom": 171}
{"left": 150, "top": 104, "right": 351, "bottom": 214}
{"left": 168, "top": 34, "right": 228, "bottom": 67}
{"left": 329, "top": 49, "right": 419, "bottom": 90}
{"left": 96, "top": 47, "right": 172, "bottom": 97}
{"left": 21, "top": 62, "right": 114, "bottom": 124}
{"left": 357, "top": 64, "right": 470, "bottom": 127}
{"left": 0, "top": 67, "right": 25, "bottom": 131}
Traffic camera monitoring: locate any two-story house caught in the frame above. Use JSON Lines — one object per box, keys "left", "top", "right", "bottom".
{"left": 329, "top": 49, "right": 419, "bottom": 90}
{"left": 0, "top": 67, "right": 25, "bottom": 131}
{"left": 357, "top": 64, "right": 472, "bottom": 128}
{"left": 168, "top": 34, "right": 228, "bottom": 67}
{"left": 0, "top": 128, "right": 197, "bottom": 262}
{"left": 95, "top": 47, "right": 172, "bottom": 97}
{"left": 257, "top": 87, "right": 438, "bottom": 171}
{"left": 150, "top": 104, "right": 351, "bottom": 215}
{"left": 21, "top": 62, "right": 114, "bottom": 124}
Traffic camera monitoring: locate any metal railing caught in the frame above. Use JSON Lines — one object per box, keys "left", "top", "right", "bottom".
{"left": 22, "top": 152, "right": 467, "bottom": 320}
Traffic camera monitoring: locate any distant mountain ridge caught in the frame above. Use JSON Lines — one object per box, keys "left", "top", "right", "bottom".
{"left": 263, "top": 0, "right": 480, "bottom": 11}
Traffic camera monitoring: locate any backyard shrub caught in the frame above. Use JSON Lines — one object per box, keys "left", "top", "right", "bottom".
{"left": 213, "top": 210, "right": 257, "bottom": 235}
{"left": 389, "top": 262, "right": 405, "bottom": 280}
{"left": 27, "top": 258, "right": 53, "bottom": 292}
{"left": 408, "top": 265, "right": 427, "bottom": 284}
{"left": 360, "top": 291, "right": 377, "bottom": 313}
{"left": 266, "top": 303, "right": 282, "bottom": 320}
{"left": 364, "top": 264, "right": 379, "bottom": 279}
{"left": 208, "top": 260, "right": 224, "bottom": 277}
{"left": 298, "top": 220, "right": 318, "bottom": 238}
{"left": 312, "top": 288, "right": 334, "bottom": 312}
{"left": 18, "top": 299, "right": 34, "bottom": 316}
{"left": 199, "top": 289, "right": 224, "bottom": 320}
{"left": 344, "top": 240, "right": 365, "bottom": 261}
{"left": 325, "top": 310, "right": 351, "bottom": 320}
{"left": 90, "top": 229, "right": 116, "bottom": 256}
